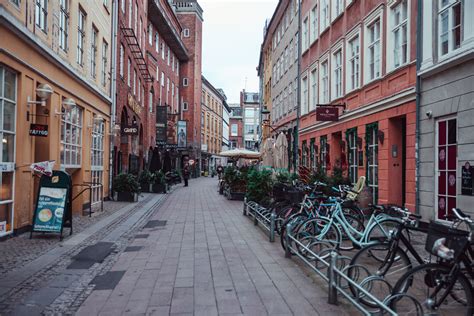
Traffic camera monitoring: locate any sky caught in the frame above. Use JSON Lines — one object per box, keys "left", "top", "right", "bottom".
{"left": 199, "top": 0, "right": 278, "bottom": 104}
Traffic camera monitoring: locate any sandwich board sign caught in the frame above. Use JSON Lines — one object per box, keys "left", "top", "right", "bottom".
{"left": 30, "top": 170, "right": 73, "bottom": 240}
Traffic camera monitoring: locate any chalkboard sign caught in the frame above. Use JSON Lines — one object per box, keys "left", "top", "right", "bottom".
{"left": 461, "top": 162, "right": 473, "bottom": 196}
{"left": 30, "top": 171, "right": 72, "bottom": 239}
{"left": 32, "top": 187, "right": 67, "bottom": 232}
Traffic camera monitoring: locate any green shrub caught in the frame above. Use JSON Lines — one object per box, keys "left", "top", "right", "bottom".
{"left": 246, "top": 169, "right": 274, "bottom": 206}
{"left": 113, "top": 173, "right": 141, "bottom": 193}
{"left": 139, "top": 170, "right": 156, "bottom": 185}
{"left": 154, "top": 170, "right": 165, "bottom": 185}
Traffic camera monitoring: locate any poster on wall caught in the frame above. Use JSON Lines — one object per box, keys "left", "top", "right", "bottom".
{"left": 32, "top": 187, "right": 67, "bottom": 233}
{"left": 461, "top": 162, "right": 473, "bottom": 196}
{"left": 156, "top": 106, "right": 167, "bottom": 145}
{"left": 177, "top": 121, "right": 187, "bottom": 148}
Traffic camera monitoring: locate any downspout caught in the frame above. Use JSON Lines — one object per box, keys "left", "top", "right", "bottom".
{"left": 109, "top": 0, "right": 119, "bottom": 199}
{"left": 295, "top": 0, "right": 302, "bottom": 172}
{"left": 415, "top": 0, "right": 422, "bottom": 214}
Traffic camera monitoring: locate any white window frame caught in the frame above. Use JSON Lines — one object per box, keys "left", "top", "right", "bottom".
{"left": 121, "top": 0, "right": 125, "bottom": 13}
{"left": 387, "top": 0, "right": 410, "bottom": 72}
{"left": 101, "top": 40, "right": 108, "bottom": 87}
{"left": 127, "top": 58, "right": 131, "bottom": 86}
{"left": 310, "top": 4, "right": 318, "bottom": 44}
{"left": 332, "top": 0, "right": 344, "bottom": 22}
{"left": 438, "top": 0, "right": 463, "bottom": 58}
{"left": 77, "top": 8, "right": 86, "bottom": 66}
{"left": 183, "top": 77, "right": 188, "bottom": 87}
{"left": 331, "top": 43, "right": 344, "bottom": 100}
{"left": 319, "top": 55, "right": 329, "bottom": 104}
{"left": 128, "top": 0, "right": 132, "bottom": 28}
{"left": 35, "top": 0, "right": 48, "bottom": 32}
{"left": 320, "top": 0, "right": 329, "bottom": 32}
{"left": 119, "top": 44, "right": 124, "bottom": 77}
{"left": 346, "top": 27, "right": 361, "bottom": 92}
{"left": 363, "top": 7, "right": 383, "bottom": 84}
{"left": 155, "top": 32, "right": 159, "bottom": 52}
{"left": 309, "top": 66, "right": 317, "bottom": 112}
{"left": 302, "top": 16, "right": 309, "bottom": 52}
{"left": 183, "top": 28, "right": 190, "bottom": 37}
{"left": 61, "top": 105, "right": 83, "bottom": 168}
{"left": 59, "top": 0, "right": 69, "bottom": 51}
{"left": 301, "top": 74, "right": 309, "bottom": 115}
{"left": 183, "top": 101, "right": 189, "bottom": 111}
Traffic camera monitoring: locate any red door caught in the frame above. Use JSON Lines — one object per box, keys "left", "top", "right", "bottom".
{"left": 436, "top": 118, "right": 457, "bottom": 220}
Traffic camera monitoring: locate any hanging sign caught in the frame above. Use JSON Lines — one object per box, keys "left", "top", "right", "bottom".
{"left": 121, "top": 125, "right": 139, "bottom": 135}
{"left": 316, "top": 107, "right": 339, "bottom": 121}
{"left": 29, "top": 124, "right": 49, "bottom": 137}
{"left": 128, "top": 94, "right": 142, "bottom": 115}
{"left": 461, "top": 162, "right": 473, "bottom": 196}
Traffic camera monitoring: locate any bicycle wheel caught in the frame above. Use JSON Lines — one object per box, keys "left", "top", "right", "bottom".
{"left": 280, "top": 213, "right": 308, "bottom": 253}
{"left": 366, "top": 218, "right": 401, "bottom": 243}
{"left": 391, "top": 263, "right": 474, "bottom": 315}
{"left": 347, "top": 242, "right": 411, "bottom": 308}
{"left": 295, "top": 217, "right": 341, "bottom": 253}
{"left": 337, "top": 214, "right": 365, "bottom": 251}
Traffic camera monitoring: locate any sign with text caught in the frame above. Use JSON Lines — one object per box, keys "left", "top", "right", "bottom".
{"left": 461, "top": 162, "right": 473, "bottom": 196}
{"left": 121, "top": 125, "right": 139, "bottom": 135}
{"left": 32, "top": 187, "right": 67, "bottom": 233}
{"left": 167, "top": 114, "right": 178, "bottom": 144}
{"left": 316, "top": 107, "right": 339, "bottom": 121}
{"left": 29, "top": 124, "right": 49, "bottom": 137}
{"left": 127, "top": 94, "right": 142, "bottom": 115}
{"left": 177, "top": 121, "right": 187, "bottom": 148}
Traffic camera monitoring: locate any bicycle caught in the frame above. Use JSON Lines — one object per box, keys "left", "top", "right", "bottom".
{"left": 390, "top": 208, "right": 474, "bottom": 315}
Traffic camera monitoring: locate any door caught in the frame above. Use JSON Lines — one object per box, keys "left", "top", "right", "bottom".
{"left": 388, "top": 117, "right": 406, "bottom": 206}
{"left": 436, "top": 117, "right": 457, "bottom": 220}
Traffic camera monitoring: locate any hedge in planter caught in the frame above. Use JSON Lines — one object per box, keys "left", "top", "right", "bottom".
{"left": 246, "top": 169, "right": 274, "bottom": 206}
{"left": 152, "top": 170, "right": 167, "bottom": 193}
{"left": 113, "top": 173, "right": 140, "bottom": 202}
{"left": 138, "top": 170, "right": 156, "bottom": 193}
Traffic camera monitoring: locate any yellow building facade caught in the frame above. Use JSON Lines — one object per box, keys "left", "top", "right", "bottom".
{"left": 0, "top": 0, "right": 112, "bottom": 236}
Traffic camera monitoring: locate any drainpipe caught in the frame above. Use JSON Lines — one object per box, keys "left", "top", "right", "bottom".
{"left": 295, "top": 0, "right": 302, "bottom": 173}
{"left": 109, "top": 0, "right": 119, "bottom": 199}
{"left": 415, "top": 0, "right": 422, "bottom": 214}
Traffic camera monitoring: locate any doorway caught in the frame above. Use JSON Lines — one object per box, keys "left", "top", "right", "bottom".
{"left": 388, "top": 117, "right": 406, "bottom": 207}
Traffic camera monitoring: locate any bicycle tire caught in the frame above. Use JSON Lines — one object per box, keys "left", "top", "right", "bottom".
{"left": 280, "top": 213, "right": 308, "bottom": 253}
{"left": 391, "top": 263, "right": 474, "bottom": 315}
{"left": 337, "top": 214, "right": 365, "bottom": 251}
{"left": 366, "top": 218, "right": 401, "bottom": 243}
{"left": 347, "top": 242, "right": 411, "bottom": 308}
{"left": 295, "top": 217, "right": 341, "bottom": 251}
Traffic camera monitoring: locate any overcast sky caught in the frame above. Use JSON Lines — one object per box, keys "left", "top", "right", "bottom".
{"left": 199, "top": 0, "right": 278, "bottom": 104}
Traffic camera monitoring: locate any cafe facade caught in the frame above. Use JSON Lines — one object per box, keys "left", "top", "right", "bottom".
{"left": 0, "top": 1, "right": 112, "bottom": 237}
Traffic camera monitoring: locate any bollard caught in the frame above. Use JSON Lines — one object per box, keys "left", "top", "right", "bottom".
{"left": 269, "top": 212, "right": 276, "bottom": 242}
{"left": 328, "top": 251, "right": 339, "bottom": 305}
{"left": 243, "top": 197, "right": 247, "bottom": 216}
{"left": 284, "top": 222, "right": 292, "bottom": 258}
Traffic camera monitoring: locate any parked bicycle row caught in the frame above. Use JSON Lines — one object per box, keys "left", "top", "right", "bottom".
{"left": 244, "top": 176, "right": 474, "bottom": 315}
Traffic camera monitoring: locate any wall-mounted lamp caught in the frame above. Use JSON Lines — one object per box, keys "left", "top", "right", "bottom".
{"left": 27, "top": 83, "right": 53, "bottom": 107}
{"left": 426, "top": 110, "right": 433, "bottom": 119}
{"left": 109, "top": 124, "right": 121, "bottom": 136}
{"left": 377, "top": 130, "right": 385, "bottom": 144}
{"left": 55, "top": 98, "right": 76, "bottom": 116}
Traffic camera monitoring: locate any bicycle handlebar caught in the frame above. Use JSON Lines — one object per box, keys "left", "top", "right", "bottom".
{"left": 452, "top": 208, "right": 473, "bottom": 224}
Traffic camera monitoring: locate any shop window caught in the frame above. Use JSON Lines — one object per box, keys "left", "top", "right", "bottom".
{"left": 0, "top": 66, "right": 16, "bottom": 237}
{"left": 61, "top": 105, "right": 83, "bottom": 168}
{"left": 91, "top": 117, "right": 105, "bottom": 204}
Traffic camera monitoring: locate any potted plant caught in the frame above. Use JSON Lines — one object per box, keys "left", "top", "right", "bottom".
{"left": 138, "top": 170, "right": 155, "bottom": 193}
{"left": 113, "top": 173, "right": 140, "bottom": 202}
{"left": 152, "top": 170, "right": 167, "bottom": 193}
{"left": 223, "top": 166, "right": 247, "bottom": 200}
{"left": 246, "top": 169, "right": 274, "bottom": 206}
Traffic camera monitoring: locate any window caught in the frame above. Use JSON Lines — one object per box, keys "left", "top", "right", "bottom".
{"left": 35, "top": 0, "right": 47, "bottom": 32}
{"left": 183, "top": 102, "right": 189, "bottom": 111}
{"left": 167, "top": 47, "right": 170, "bottom": 65}
{"left": 149, "top": 90, "right": 153, "bottom": 113}
{"left": 161, "top": 72, "right": 164, "bottom": 86}
{"left": 347, "top": 128, "right": 358, "bottom": 184}
{"left": 332, "top": 48, "right": 343, "bottom": 99}
{"left": 347, "top": 35, "right": 360, "bottom": 91}
{"left": 77, "top": 8, "right": 86, "bottom": 66}
{"left": 172, "top": 56, "right": 175, "bottom": 71}
{"left": 311, "top": 5, "right": 318, "bottom": 43}
{"left": 91, "top": 117, "right": 105, "bottom": 204}
{"left": 320, "top": 136, "right": 327, "bottom": 173}
{"left": 134, "top": 2, "right": 138, "bottom": 34}
{"left": 183, "top": 28, "right": 190, "bottom": 37}
{"left": 155, "top": 32, "right": 159, "bottom": 52}
{"left": 133, "top": 69, "right": 137, "bottom": 94}
{"left": 302, "top": 17, "right": 309, "bottom": 51}
{"left": 128, "top": 0, "right": 132, "bottom": 28}
{"left": 367, "top": 19, "right": 381, "bottom": 81}
{"left": 320, "top": 60, "right": 329, "bottom": 103}
{"left": 127, "top": 58, "right": 131, "bottom": 86}
{"left": 320, "top": 0, "right": 329, "bottom": 31}
{"left": 302, "top": 140, "right": 307, "bottom": 167}
{"left": 391, "top": 0, "right": 408, "bottom": 69}
{"left": 91, "top": 27, "right": 98, "bottom": 78}
{"left": 301, "top": 76, "right": 308, "bottom": 115}
{"left": 310, "top": 138, "right": 316, "bottom": 170}
{"left": 59, "top": 0, "right": 69, "bottom": 51}
{"left": 11, "top": 0, "right": 20, "bottom": 6}
{"left": 137, "top": 80, "right": 140, "bottom": 101}
{"left": 121, "top": 0, "right": 125, "bottom": 13}
{"left": 139, "top": 18, "right": 142, "bottom": 48}
{"left": 438, "top": 0, "right": 462, "bottom": 56}
{"left": 332, "top": 0, "right": 343, "bottom": 21}
{"left": 161, "top": 43, "right": 165, "bottom": 59}
{"left": 294, "top": 34, "right": 298, "bottom": 61}
{"left": 101, "top": 40, "right": 108, "bottom": 86}
{"left": 0, "top": 67, "right": 16, "bottom": 237}
{"left": 310, "top": 68, "right": 317, "bottom": 111}
{"left": 183, "top": 78, "right": 188, "bottom": 87}
{"left": 61, "top": 105, "right": 83, "bottom": 167}
{"left": 119, "top": 44, "right": 124, "bottom": 77}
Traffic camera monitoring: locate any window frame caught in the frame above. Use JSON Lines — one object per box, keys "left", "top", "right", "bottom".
{"left": 77, "top": 8, "right": 86, "bottom": 66}
{"left": 60, "top": 105, "right": 83, "bottom": 168}
{"left": 101, "top": 40, "right": 108, "bottom": 87}
{"left": 438, "top": 0, "right": 463, "bottom": 58}
{"left": 319, "top": 56, "right": 329, "bottom": 104}
{"left": 346, "top": 28, "right": 361, "bottom": 92}
{"left": 35, "top": 0, "right": 48, "bottom": 32}
{"left": 59, "top": 0, "right": 69, "bottom": 51}
{"left": 363, "top": 8, "right": 384, "bottom": 84}
{"left": 388, "top": 0, "right": 410, "bottom": 71}
{"left": 331, "top": 43, "right": 344, "bottom": 100}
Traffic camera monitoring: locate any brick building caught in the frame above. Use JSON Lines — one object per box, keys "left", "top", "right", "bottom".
{"left": 298, "top": 0, "right": 417, "bottom": 209}
{"left": 229, "top": 104, "right": 244, "bottom": 149}
{"left": 241, "top": 91, "right": 260, "bottom": 151}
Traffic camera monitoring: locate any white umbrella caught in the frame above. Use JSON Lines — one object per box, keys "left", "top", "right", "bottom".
{"left": 218, "top": 148, "right": 261, "bottom": 160}
{"left": 262, "top": 138, "right": 275, "bottom": 167}
{"left": 275, "top": 133, "right": 288, "bottom": 170}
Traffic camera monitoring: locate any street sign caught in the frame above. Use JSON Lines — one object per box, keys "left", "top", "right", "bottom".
{"left": 316, "top": 107, "right": 339, "bottom": 121}
{"left": 121, "top": 125, "right": 139, "bottom": 135}
{"left": 29, "top": 124, "right": 49, "bottom": 137}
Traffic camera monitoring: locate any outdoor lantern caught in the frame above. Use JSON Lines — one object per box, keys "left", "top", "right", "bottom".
{"left": 261, "top": 106, "right": 270, "bottom": 120}
{"left": 62, "top": 98, "right": 76, "bottom": 111}
{"left": 377, "top": 130, "right": 385, "bottom": 144}
{"left": 36, "top": 83, "right": 53, "bottom": 101}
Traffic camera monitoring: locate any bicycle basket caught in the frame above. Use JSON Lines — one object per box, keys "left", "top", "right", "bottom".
{"left": 425, "top": 221, "right": 469, "bottom": 259}
{"left": 285, "top": 190, "right": 305, "bottom": 204}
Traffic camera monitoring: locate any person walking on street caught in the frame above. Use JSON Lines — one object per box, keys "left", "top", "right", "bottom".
{"left": 183, "top": 163, "right": 190, "bottom": 187}
{"left": 216, "top": 164, "right": 224, "bottom": 180}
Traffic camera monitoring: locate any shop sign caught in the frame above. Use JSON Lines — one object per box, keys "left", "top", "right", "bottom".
{"left": 461, "top": 162, "right": 473, "bottom": 196}
{"left": 0, "top": 221, "right": 6, "bottom": 233}
{"left": 29, "top": 124, "right": 49, "bottom": 137}
{"left": 156, "top": 106, "right": 168, "bottom": 143}
{"left": 0, "top": 162, "right": 15, "bottom": 172}
{"left": 166, "top": 144, "right": 178, "bottom": 149}
{"left": 122, "top": 125, "right": 139, "bottom": 135}
{"left": 316, "top": 107, "right": 339, "bottom": 121}
{"left": 128, "top": 93, "right": 142, "bottom": 115}
{"left": 33, "top": 187, "right": 67, "bottom": 233}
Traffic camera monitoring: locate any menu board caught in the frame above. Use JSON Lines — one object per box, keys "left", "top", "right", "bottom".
{"left": 461, "top": 162, "right": 473, "bottom": 196}
{"left": 32, "top": 187, "right": 67, "bottom": 233}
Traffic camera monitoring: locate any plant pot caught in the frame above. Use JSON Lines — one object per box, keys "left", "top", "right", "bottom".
{"left": 115, "top": 191, "right": 138, "bottom": 202}
{"left": 228, "top": 191, "right": 245, "bottom": 201}
{"left": 140, "top": 181, "right": 150, "bottom": 193}
{"left": 152, "top": 183, "right": 166, "bottom": 193}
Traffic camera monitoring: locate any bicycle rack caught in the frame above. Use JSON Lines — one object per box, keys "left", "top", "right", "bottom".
{"left": 243, "top": 198, "right": 277, "bottom": 242}
{"left": 284, "top": 222, "right": 399, "bottom": 316}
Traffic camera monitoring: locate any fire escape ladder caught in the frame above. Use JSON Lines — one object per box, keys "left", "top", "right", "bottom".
{"left": 121, "top": 22, "right": 153, "bottom": 82}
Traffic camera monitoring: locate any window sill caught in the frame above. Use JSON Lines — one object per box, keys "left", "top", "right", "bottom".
{"left": 331, "top": 12, "right": 344, "bottom": 25}
{"left": 319, "top": 26, "right": 329, "bottom": 37}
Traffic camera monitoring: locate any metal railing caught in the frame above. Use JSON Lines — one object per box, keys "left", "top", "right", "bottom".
{"left": 72, "top": 182, "right": 104, "bottom": 217}
{"left": 284, "top": 222, "right": 400, "bottom": 316}
{"left": 243, "top": 197, "right": 277, "bottom": 242}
